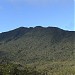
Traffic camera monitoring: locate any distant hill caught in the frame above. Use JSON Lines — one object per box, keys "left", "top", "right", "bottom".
{"left": 0, "top": 26, "right": 75, "bottom": 64}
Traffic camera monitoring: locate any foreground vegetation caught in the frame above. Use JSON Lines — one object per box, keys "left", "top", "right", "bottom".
{"left": 0, "top": 63, "right": 43, "bottom": 75}
{"left": 0, "top": 61, "right": 75, "bottom": 75}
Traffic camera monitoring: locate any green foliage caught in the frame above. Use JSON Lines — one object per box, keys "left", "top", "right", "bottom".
{"left": 0, "top": 27, "right": 74, "bottom": 63}
{"left": 0, "top": 63, "right": 45, "bottom": 75}
{"left": 0, "top": 61, "right": 75, "bottom": 75}
{"left": 0, "top": 26, "right": 75, "bottom": 75}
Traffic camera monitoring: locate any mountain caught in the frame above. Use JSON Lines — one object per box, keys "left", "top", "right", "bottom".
{"left": 0, "top": 26, "right": 75, "bottom": 64}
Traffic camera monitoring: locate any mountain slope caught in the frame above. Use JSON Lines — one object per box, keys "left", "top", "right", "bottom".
{"left": 0, "top": 26, "right": 75, "bottom": 64}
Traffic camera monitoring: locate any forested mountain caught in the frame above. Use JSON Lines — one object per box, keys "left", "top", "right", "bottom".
{"left": 0, "top": 26, "right": 75, "bottom": 75}
{"left": 0, "top": 26, "right": 75, "bottom": 64}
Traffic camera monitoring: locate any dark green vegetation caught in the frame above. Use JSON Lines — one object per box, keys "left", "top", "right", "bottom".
{"left": 0, "top": 26, "right": 75, "bottom": 75}
{"left": 0, "top": 63, "right": 45, "bottom": 75}
{"left": 0, "top": 61, "right": 75, "bottom": 75}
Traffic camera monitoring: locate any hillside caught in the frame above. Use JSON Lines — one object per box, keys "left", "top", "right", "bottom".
{"left": 0, "top": 26, "right": 75, "bottom": 64}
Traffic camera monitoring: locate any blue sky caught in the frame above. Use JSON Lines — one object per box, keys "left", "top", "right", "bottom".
{"left": 0, "top": 0, "right": 74, "bottom": 32}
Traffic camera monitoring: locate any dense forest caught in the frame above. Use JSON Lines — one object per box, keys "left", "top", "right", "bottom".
{"left": 0, "top": 61, "right": 75, "bottom": 75}
{"left": 0, "top": 26, "right": 75, "bottom": 75}
{"left": 0, "top": 63, "right": 45, "bottom": 75}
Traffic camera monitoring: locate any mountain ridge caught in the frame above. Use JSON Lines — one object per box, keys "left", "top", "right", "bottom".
{"left": 0, "top": 26, "right": 74, "bottom": 34}
{"left": 0, "top": 26, "right": 73, "bottom": 41}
